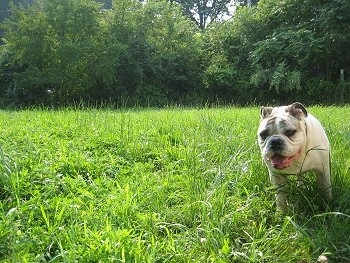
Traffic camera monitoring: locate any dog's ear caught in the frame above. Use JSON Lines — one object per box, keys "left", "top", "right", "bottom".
{"left": 260, "top": 106, "right": 273, "bottom": 119}
{"left": 287, "top": 102, "right": 308, "bottom": 120}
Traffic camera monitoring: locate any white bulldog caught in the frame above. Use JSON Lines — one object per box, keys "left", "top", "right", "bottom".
{"left": 257, "top": 102, "right": 332, "bottom": 213}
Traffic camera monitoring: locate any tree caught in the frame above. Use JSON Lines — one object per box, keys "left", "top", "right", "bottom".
{"left": 141, "top": 0, "right": 204, "bottom": 104}
{"left": 2, "top": 0, "right": 103, "bottom": 105}
{"left": 1, "top": 0, "right": 204, "bottom": 106}
{"left": 171, "top": 0, "right": 235, "bottom": 29}
{"left": 243, "top": 0, "right": 350, "bottom": 103}
{"left": 1, "top": 0, "right": 349, "bottom": 107}
{"left": 201, "top": 6, "right": 269, "bottom": 104}
{"left": 99, "top": 0, "right": 145, "bottom": 98}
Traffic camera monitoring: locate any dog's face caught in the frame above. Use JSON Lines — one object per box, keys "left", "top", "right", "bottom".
{"left": 257, "top": 102, "right": 308, "bottom": 170}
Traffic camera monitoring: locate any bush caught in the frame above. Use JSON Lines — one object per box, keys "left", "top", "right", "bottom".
{"left": 305, "top": 78, "right": 339, "bottom": 105}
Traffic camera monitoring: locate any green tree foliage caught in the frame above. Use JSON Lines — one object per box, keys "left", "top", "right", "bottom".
{"left": 0, "top": 0, "right": 203, "bottom": 106}
{"left": 249, "top": 0, "right": 350, "bottom": 99}
{"left": 95, "top": 0, "right": 146, "bottom": 101}
{"left": 202, "top": 8, "right": 266, "bottom": 103}
{"left": 171, "top": 0, "right": 234, "bottom": 29}
{"left": 203, "top": 0, "right": 350, "bottom": 104}
{"left": 2, "top": 0, "right": 102, "bottom": 104}
{"left": 143, "top": 0, "right": 203, "bottom": 104}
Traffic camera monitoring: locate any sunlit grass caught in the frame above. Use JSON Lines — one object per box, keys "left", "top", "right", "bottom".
{"left": 0, "top": 106, "right": 349, "bottom": 262}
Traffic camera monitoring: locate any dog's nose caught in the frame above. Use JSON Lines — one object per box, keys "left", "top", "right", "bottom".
{"left": 268, "top": 137, "right": 285, "bottom": 151}
{"left": 270, "top": 137, "right": 284, "bottom": 146}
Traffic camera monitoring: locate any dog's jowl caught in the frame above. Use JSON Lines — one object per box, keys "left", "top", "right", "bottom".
{"left": 257, "top": 102, "right": 332, "bottom": 213}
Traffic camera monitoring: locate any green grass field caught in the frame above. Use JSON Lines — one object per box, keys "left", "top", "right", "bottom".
{"left": 0, "top": 106, "right": 349, "bottom": 262}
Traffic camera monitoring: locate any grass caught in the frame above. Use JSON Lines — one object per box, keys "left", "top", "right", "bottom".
{"left": 0, "top": 106, "right": 349, "bottom": 262}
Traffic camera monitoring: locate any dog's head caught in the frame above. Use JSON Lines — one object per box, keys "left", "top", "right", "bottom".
{"left": 257, "top": 102, "right": 308, "bottom": 170}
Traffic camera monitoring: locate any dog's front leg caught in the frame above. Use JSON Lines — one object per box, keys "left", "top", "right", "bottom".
{"left": 315, "top": 151, "right": 332, "bottom": 201}
{"left": 316, "top": 170, "right": 332, "bottom": 201}
{"left": 270, "top": 173, "right": 288, "bottom": 213}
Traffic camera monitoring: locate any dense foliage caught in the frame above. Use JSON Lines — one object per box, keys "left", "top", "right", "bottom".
{"left": 0, "top": 0, "right": 349, "bottom": 107}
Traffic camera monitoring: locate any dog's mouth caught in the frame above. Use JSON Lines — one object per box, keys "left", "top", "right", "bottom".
{"left": 267, "top": 150, "right": 301, "bottom": 170}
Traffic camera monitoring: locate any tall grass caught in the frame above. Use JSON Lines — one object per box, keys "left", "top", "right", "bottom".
{"left": 0, "top": 106, "right": 349, "bottom": 262}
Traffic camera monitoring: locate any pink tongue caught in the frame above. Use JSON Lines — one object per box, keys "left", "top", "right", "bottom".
{"left": 270, "top": 154, "right": 288, "bottom": 169}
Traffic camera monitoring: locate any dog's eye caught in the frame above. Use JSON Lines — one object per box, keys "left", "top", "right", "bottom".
{"left": 259, "top": 130, "right": 269, "bottom": 140}
{"left": 285, "top": 129, "right": 297, "bottom": 137}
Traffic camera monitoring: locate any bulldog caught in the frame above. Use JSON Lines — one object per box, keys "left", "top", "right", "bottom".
{"left": 257, "top": 102, "right": 332, "bottom": 213}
